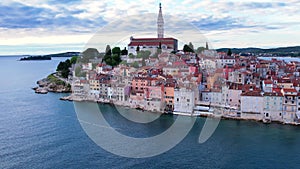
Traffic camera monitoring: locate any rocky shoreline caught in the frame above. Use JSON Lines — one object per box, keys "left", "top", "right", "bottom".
{"left": 33, "top": 73, "right": 72, "bottom": 94}
{"left": 59, "top": 94, "right": 300, "bottom": 126}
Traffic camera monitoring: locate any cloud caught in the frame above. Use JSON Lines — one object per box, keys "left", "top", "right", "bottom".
{"left": 0, "top": 0, "right": 300, "bottom": 55}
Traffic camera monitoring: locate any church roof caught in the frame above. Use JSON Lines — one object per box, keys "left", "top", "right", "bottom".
{"left": 128, "top": 38, "right": 177, "bottom": 46}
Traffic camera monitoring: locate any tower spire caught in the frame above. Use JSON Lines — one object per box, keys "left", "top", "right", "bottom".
{"left": 157, "top": 3, "right": 164, "bottom": 38}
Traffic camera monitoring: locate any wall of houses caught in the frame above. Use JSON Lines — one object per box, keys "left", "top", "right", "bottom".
{"left": 174, "top": 88, "right": 196, "bottom": 113}
{"left": 241, "top": 94, "right": 264, "bottom": 120}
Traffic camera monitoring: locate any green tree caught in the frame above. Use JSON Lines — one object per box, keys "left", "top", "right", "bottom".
{"left": 158, "top": 42, "right": 162, "bottom": 49}
{"left": 120, "top": 60, "right": 127, "bottom": 65}
{"left": 121, "top": 47, "right": 128, "bottom": 55}
{"left": 183, "top": 44, "right": 194, "bottom": 53}
{"left": 196, "top": 47, "right": 205, "bottom": 53}
{"left": 61, "top": 69, "right": 70, "bottom": 78}
{"left": 105, "top": 45, "right": 112, "bottom": 56}
{"left": 188, "top": 42, "right": 194, "bottom": 52}
{"left": 129, "top": 53, "right": 135, "bottom": 58}
{"left": 112, "top": 54, "right": 121, "bottom": 64}
{"left": 112, "top": 47, "right": 121, "bottom": 56}
{"left": 132, "top": 61, "right": 139, "bottom": 68}
{"left": 227, "top": 48, "right": 232, "bottom": 56}
{"left": 137, "top": 50, "right": 151, "bottom": 59}
{"left": 70, "top": 56, "right": 78, "bottom": 64}
{"left": 142, "top": 58, "right": 146, "bottom": 66}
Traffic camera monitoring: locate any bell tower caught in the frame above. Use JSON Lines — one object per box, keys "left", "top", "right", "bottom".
{"left": 157, "top": 3, "right": 164, "bottom": 38}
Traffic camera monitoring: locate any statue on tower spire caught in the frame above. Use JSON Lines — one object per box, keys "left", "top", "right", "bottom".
{"left": 157, "top": 3, "right": 164, "bottom": 38}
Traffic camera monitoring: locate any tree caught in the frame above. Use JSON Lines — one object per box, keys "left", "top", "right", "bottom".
{"left": 75, "top": 66, "right": 86, "bottom": 77}
{"left": 227, "top": 48, "right": 232, "bottom": 56}
{"left": 121, "top": 47, "right": 128, "bottom": 55}
{"left": 128, "top": 53, "right": 135, "bottom": 58}
{"left": 112, "top": 47, "right": 121, "bottom": 56}
{"left": 137, "top": 50, "right": 151, "bottom": 59}
{"left": 142, "top": 58, "right": 146, "bottom": 66}
{"left": 120, "top": 60, "right": 127, "bottom": 65}
{"left": 196, "top": 47, "right": 205, "bottom": 53}
{"left": 183, "top": 44, "right": 194, "bottom": 53}
{"left": 105, "top": 45, "right": 112, "bottom": 56}
{"left": 112, "top": 54, "right": 121, "bottom": 64}
{"left": 132, "top": 61, "right": 139, "bottom": 68}
{"left": 56, "top": 59, "right": 72, "bottom": 78}
{"left": 104, "top": 52, "right": 122, "bottom": 67}
{"left": 61, "top": 69, "right": 70, "bottom": 78}
{"left": 188, "top": 42, "right": 194, "bottom": 52}
{"left": 70, "top": 56, "right": 78, "bottom": 64}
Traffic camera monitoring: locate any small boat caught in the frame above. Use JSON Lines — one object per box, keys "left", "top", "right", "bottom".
{"left": 262, "top": 118, "right": 271, "bottom": 124}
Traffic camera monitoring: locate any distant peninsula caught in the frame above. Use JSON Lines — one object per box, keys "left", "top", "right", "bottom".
{"left": 20, "top": 55, "right": 51, "bottom": 61}
{"left": 19, "top": 52, "right": 80, "bottom": 61}
{"left": 216, "top": 46, "right": 300, "bottom": 57}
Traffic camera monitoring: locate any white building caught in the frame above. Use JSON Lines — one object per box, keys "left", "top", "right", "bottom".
{"left": 174, "top": 87, "right": 197, "bottom": 113}
{"left": 241, "top": 91, "right": 264, "bottom": 120}
{"left": 282, "top": 88, "right": 297, "bottom": 123}
{"left": 199, "top": 59, "right": 216, "bottom": 70}
{"left": 262, "top": 80, "right": 273, "bottom": 93}
{"left": 227, "top": 86, "right": 242, "bottom": 109}
{"left": 216, "top": 56, "right": 235, "bottom": 68}
{"left": 263, "top": 92, "right": 283, "bottom": 122}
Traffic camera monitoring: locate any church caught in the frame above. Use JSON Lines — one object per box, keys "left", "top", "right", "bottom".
{"left": 128, "top": 3, "right": 178, "bottom": 55}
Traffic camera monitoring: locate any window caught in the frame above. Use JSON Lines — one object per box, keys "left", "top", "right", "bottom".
{"left": 187, "top": 99, "right": 190, "bottom": 102}
{"left": 177, "top": 98, "right": 179, "bottom": 102}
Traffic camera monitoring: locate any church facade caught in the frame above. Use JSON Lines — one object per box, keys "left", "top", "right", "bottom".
{"left": 128, "top": 3, "right": 178, "bottom": 56}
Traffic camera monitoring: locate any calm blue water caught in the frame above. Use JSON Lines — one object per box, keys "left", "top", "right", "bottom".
{"left": 1, "top": 56, "right": 300, "bottom": 169}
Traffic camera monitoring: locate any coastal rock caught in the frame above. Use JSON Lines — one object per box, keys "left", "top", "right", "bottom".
{"left": 34, "top": 74, "right": 71, "bottom": 94}
{"left": 35, "top": 87, "right": 48, "bottom": 94}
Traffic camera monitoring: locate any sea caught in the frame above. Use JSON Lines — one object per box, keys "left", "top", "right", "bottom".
{"left": 1, "top": 56, "right": 300, "bottom": 169}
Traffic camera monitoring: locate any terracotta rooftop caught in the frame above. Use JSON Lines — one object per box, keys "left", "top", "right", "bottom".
{"left": 241, "top": 90, "right": 263, "bottom": 97}
{"left": 128, "top": 38, "right": 177, "bottom": 46}
{"left": 282, "top": 88, "right": 297, "bottom": 93}
{"left": 264, "top": 92, "right": 283, "bottom": 97}
{"left": 264, "top": 80, "right": 273, "bottom": 85}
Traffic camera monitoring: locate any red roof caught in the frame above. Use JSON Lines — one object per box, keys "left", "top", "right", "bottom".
{"left": 241, "top": 91, "right": 262, "bottom": 97}
{"left": 264, "top": 92, "right": 283, "bottom": 97}
{"left": 128, "top": 37, "right": 177, "bottom": 46}
{"left": 282, "top": 88, "right": 297, "bottom": 93}
{"left": 264, "top": 80, "right": 273, "bottom": 85}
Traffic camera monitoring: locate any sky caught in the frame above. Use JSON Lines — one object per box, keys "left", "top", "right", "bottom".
{"left": 0, "top": 0, "right": 300, "bottom": 55}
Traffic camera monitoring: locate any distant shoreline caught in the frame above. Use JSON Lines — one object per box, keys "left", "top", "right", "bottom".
{"left": 19, "top": 56, "right": 51, "bottom": 61}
